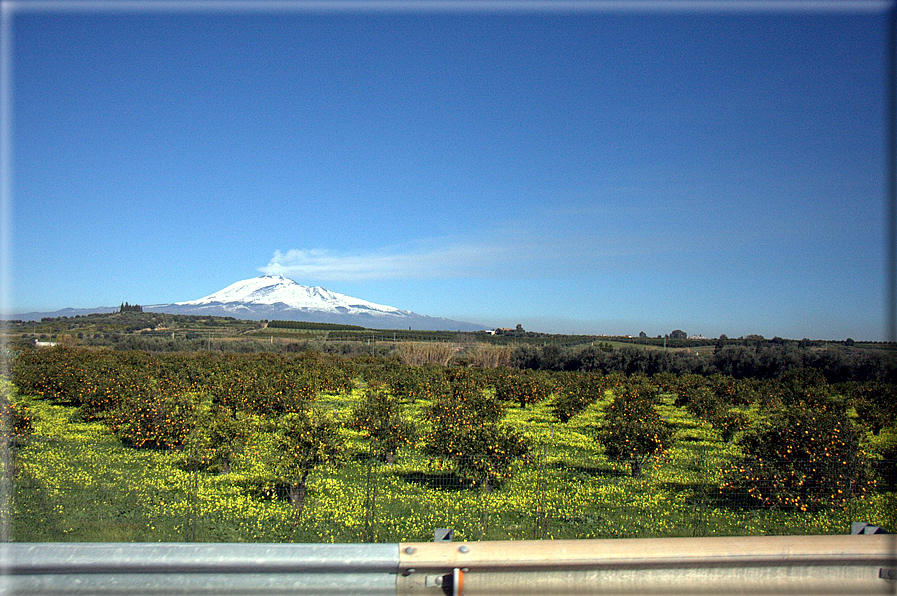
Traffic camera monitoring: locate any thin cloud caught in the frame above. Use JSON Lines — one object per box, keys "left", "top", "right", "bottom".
{"left": 258, "top": 228, "right": 695, "bottom": 282}
{"left": 259, "top": 243, "right": 518, "bottom": 281}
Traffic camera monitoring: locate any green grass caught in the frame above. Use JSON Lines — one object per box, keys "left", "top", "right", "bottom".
{"left": 10, "top": 391, "right": 895, "bottom": 543}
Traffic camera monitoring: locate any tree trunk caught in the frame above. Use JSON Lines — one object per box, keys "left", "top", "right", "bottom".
{"left": 289, "top": 471, "right": 310, "bottom": 521}
{"left": 630, "top": 458, "right": 642, "bottom": 478}
{"left": 385, "top": 452, "right": 395, "bottom": 466}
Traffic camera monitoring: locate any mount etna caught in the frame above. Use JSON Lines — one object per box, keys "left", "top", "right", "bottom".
{"left": 11, "top": 275, "right": 489, "bottom": 332}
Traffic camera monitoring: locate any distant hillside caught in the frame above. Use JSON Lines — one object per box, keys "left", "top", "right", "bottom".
{"left": 5, "top": 275, "right": 490, "bottom": 332}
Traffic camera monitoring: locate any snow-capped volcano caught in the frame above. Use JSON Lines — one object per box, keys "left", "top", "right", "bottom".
{"left": 142, "top": 275, "right": 487, "bottom": 331}
{"left": 176, "top": 274, "right": 408, "bottom": 317}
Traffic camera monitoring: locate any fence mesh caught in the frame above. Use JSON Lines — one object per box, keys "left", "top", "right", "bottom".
{"left": 8, "top": 437, "right": 896, "bottom": 543}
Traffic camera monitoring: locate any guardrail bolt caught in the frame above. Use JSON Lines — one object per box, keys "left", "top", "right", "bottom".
{"left": 458, "top": 545, "right": 469, "bottom": 553}
{"left": 404, "top": 546, "right": 416, "bottom": 555}
{"left": 402, "top": 568, "right": 416, "bottom": 576}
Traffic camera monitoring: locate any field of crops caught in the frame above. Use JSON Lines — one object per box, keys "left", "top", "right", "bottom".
{"left": 4, "top": 347, "right": 896, "bottom": 542}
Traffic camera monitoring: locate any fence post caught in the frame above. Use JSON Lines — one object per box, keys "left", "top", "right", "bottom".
{"left": 478, "top": 470, "right": 491, "bottom": 541}
{"left": 363, "top": 443, "right": 378, "bottom": 543}
{"left": 1, "top": 390, "right": 10, "bottom": 543}
{"left": 697, "top": 442, "right": 708, "bottom": 537}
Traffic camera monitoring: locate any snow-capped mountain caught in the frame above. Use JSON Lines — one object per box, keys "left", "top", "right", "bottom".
{"left": 176, "top": 275, "right": 408, "bottom": 316}
{"left": 143, "top": 275, "right": 488, "bottom": 331}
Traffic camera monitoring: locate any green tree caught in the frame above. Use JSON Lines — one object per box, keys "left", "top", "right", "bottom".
{"left": 550, "top": 372, "right": 605, "bottom": 423}
{"left": 494, "top": 369, "right": 552, "bottom": 409}
{"left": 266, "top": 407, "right": 344, "bottom": 520}
{"left": 183, "top": 395, "right": 252, "bottom": 474}
{"left": 722, "top": 401, "right": 871, "bottom": 511}
{"left": 349, "top": 383, "right": 416, "bottom": 464}
{"left": 598, "top": 386, "right": 673, "bottom": 477}
{"left": 105, "top": 372, "right": 196, "bottom": 450}
{"left": 1, "top": 383, "right": 35, "bottom": 479}
{"left": 845, "top": 382, "right": 896, "bottom": 435}
{"left": 423, "top": 371, "right": 528, "bottom": 490}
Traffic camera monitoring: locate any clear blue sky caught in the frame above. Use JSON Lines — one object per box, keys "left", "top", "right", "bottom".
{"left": 5, "top": 1, "right": 892, "bottom": 340}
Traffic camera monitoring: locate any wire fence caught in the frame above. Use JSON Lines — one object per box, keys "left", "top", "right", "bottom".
{"left": 8, "top": 438, "right": 896, "bottom": 543}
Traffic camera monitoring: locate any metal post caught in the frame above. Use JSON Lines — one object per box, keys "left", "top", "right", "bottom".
{"left": 887, "top": 3, "right": 897, "bottom": 342}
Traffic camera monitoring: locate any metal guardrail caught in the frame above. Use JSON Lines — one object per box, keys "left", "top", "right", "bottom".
{"left": 1, "top": 543, "right": 397, "bottom": 595}
{"left": 2, "top": 535, "right": 895, "bottom": 595}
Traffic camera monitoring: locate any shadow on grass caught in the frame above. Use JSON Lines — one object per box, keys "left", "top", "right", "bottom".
{"left": 13, "top": 473, "right": 155, "bottom": 541}
{"left": 12, "top": 474, "right": 65, "bottom": 541}
{"left": 659, "top": 481, "right": 849, "bottom": 514}
{"left": 399, "top": 470, "right": 474, "bottom": 491}
{"left": 675, "top": 435, "right": 710, "bottom": 444}
{"left": 348, "top": 450, "right": 390, "bottom": 465}
{"left": 654, "top": 480, "right": 766, "bottom": 511}
{"left": 547, "top": 461, "right": 628, "bottom": 478}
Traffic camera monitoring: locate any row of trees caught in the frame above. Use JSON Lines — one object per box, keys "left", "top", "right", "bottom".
{"left": 511, "top": 342, "right": 897, "bottom": 383}
{"left": 10, "top": 346, "right": 895, "bottom": 514}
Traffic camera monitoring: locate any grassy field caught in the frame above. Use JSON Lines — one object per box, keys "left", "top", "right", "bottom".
{"left": 11, "top": 386, "right": 893, "bottom": 543}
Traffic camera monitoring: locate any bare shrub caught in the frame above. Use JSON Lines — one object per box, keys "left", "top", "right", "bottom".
{"left": 57, "top": 334, "right": 79, "bottom": 348}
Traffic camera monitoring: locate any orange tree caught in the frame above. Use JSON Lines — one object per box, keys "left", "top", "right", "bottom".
{"left": 11, "top": 346, "right": 97, "bottom": 404}
{"left": 598, "top": 384, "right": 673, "bottom": 477}
{"left": 423, "top": 370, "right": 529, "bottom": 490}
{"left": 550, "top": 372, "right": 606, "bottom": 422}
{"left": 494, "top": 369, "right": 552, "bottom": 410}
{"left": 666, "top": 373, "right": 753, "bottom": 443}
{"left": 844, "top": 381, "right": 897, "bottom": 435}
{"left": 208, "top": 353, "right": 323, "bottom": 416}
{"left": 349, "top": 383, "right": 416, "bottom": 464}
{"left": 264, "top": 406, "right": 344, "bottom": 521}
{"left": 1, "top": 399, "right": 34, "bottom": 445}
{"left": 674, "top": 383, "right": 746, "bottom": 443}
{"left": 183, "top": 395, "right": 253, "bottom": 474}
{"left": 385, "top": 364, "right": 450, "bottom": 403}
{"left": 1, "top": 391, "right": 35, "bottom": 479}
{"left": 75, "top": 350, "right": 143, "bottom": 420}
{"left": 103, "top": 370, "right": 196, "bottom": 450}
{"left": 721, "top": 372, "right": 872, "bottom": 511}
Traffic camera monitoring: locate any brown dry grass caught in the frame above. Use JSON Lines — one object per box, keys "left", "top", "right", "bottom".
{"left": 395, "top": 341, "right": 455, "bottom": 366}
{"left": 465, "top": 343, "right": 513, "bottom": 368}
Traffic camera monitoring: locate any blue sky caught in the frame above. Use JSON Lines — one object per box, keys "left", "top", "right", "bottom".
{"left": 4, "top": 1, "right": 892, "bottom": 339}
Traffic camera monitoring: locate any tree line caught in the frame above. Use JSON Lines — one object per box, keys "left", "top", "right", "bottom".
{"left": 510, "top": 342, "right": 897, "bottom": 384}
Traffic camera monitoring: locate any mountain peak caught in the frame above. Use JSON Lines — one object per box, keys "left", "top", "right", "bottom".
{"left": 158, "top": 275, "right": 488, "bottom": 331}
{"left": 175, "top": 275, "right": 404, "bottom": 315}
